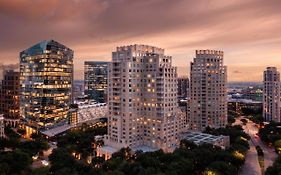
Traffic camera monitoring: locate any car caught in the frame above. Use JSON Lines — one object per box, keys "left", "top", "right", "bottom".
{"left": 41, "top": 160, "right": 49, "bottom": 166}
{"left": 51, "top": 141, "right": 57, "bottom": 145}
{"left": 32, "top": 155, "right": 39, "bottom": 160}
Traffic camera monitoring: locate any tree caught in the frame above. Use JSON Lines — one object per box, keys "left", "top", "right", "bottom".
{"left": 228, "top": 116, "right": 236, "bottom": 124}
{"left": 92, "top": 156, "right": 105, "bottom": 168}
{"left": 112, "top": 147, "right": 132, "bottom": 160}
{"left": 259, "top": 122, "right": 281, "bottom": 149}
{"left": 0, "top": 150, "right": 32, "bottom": 175}
{"left": 274, "top": 140, "right": 281, "bottom": 154}
{"left": 266, "top": 155, "right": 281, "bottom": 175}
{"left": 30, "top": 167, "right": 50, "bottom": 175}
{"left": 207, "top": 161, "right": 237, "bottom": 175}
{"left": 256, "top": 146, "right": 264, "bottom": 157}
{"left": 49, "top": 148, "right": 95, "bottom": 175}
{"left": 180, "top": 139, "right": 197, "bottom": 150}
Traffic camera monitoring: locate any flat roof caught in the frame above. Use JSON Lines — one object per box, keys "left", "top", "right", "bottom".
{"left": 41, "top": 124, "right": 73, "bottom": 137}
{"left": 182, "top": 131, "right": 227, "bottom": 145}
{"left": 228, "top": 98, "right": 262, "bottom": 104}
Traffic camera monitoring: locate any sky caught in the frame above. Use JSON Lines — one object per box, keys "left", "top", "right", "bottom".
{"left": 0, "top": 0, "right": 281, "bottom": 82}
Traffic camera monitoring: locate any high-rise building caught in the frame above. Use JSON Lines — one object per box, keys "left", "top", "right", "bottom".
{"left": 0, "top": 70, "right": 20, "bottom": 119}
{"left": 84, "top": 61, "right": 108, "bottom": 103}
{"left": 73, "top": 81, "right": 84, "bottom": 100}
{"left": 263, "top": 67, "right": 280, "bottom": 122}
{"left": 177, "top": 77, "right": 189, "bottom": 99}
{"left": 99, "top": 45, "right": 186, "bottom": 157}
{"left": 189, "top": 50, "right": 227, "bottom": 131}
{"left": 0, "top": 115, "right": 4, "bottom": 138}
{"left": 20, "top": 40, "right": 74, "bottom": 130}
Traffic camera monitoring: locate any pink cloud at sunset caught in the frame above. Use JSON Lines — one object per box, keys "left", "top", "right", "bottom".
{"left": 0, "top": 0, "right": 281, "bottom": 82}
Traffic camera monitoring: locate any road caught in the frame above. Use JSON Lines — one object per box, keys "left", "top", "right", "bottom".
{"left": 31, "top": 142, "right": 57, "bottom": 169}
{"left": 237, "top": 117, "right": 277, "bottom": 175}
{"left": 245, "top": 121, "right": 277, "bottom": 170}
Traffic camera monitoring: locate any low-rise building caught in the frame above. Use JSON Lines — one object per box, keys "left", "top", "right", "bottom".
{"left": 228, "top": 98, "right": 262, "bottom": 115}
{"left": 42, "top": 102, "right": 108, "bottom": 138}
{"left": 77, "top": 102, "right": 107, "bottom": 124}
{"left": 182, "top": 131, "right": 230, "bottom": 149}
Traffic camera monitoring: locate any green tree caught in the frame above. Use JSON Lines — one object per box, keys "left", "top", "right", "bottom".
{"left": 0, "top": 150, "right": 32, "bottom": 175}
{"left": 266, "top": 155, "right": 281, "bottom": 175}
{"left": 207, "top": 161, "right": 237, "bottom": 175}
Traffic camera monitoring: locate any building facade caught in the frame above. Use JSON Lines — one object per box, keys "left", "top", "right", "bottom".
{"left": 84, "top": 61, "right": 108, "bottom": 103}
{"left": 0, "top": 115, "right": 4, "bottom": 138}
{"left": 189, "top": 50, "right": 227, "bottom": 131}
{"left": 263, "top": 67, "right": 280, "bottom": 122}
{"left": 0, "top": 70, "right": 20, "bottom": 119}
{"left": 103, "top": 45, "right": 186, "bottom": 154}
{"left": 20, "top": 40, "right": 74, "bottom": 130}
{"left": 177, "top": 77, "right": 189, "bottom": 99}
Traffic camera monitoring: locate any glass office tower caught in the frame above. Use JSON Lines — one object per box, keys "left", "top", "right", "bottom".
{"left": 84, "top": 61, "right": 108, "bottom": 103}
{"left": 20, "top": 40, "right": 74, "bottom": 130}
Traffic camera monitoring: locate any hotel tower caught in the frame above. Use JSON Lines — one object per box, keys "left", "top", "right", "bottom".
{"left": 99, "top": 45, "right": 186, "bottom": 158}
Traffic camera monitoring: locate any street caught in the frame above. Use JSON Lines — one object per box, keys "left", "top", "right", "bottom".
{"left": 31, "top": 142, "right": 57, "bottom": 169}
{"left": 237, "top": 117, "right": 277, "bottom": 175}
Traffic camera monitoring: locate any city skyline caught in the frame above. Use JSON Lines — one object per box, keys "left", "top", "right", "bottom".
{"left": 1, "top": 0, "right": 281, "bottom": 82}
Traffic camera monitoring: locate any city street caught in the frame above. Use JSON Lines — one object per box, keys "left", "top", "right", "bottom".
{"left": 31, "top": 142, "right": 57, "bottom": 169}
{"left": 240, "top": 141, "right": 261, "bottom": 175}
{"left": 237, "top": 117, "right": 277, "bottom": 175}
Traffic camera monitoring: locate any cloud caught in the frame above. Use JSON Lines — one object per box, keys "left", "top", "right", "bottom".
{"left": 0, "top": 0, "right": 281, "bottom": 81}
{"left": 233, "top": 70, "right": 242, "bottom": 74}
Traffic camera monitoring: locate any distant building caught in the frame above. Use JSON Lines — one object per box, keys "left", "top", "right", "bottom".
{"left": 77, "top": 102, "right": 107, "bottom": 124}
{"left": 241, "top": 87, "right": 263, "bottom": 102}
{"left": 73, "top": 81, "right": 84, "bottom": 100}
{"left": 263, "top": 67, "right": 280, "bottom": 122}
{"left": 189, "top": 50, "right": 227, "bottom": 131}
{"left": 98, "top": 45, "right": 186, "bottom": 159}
{"left": 0, "top": 70, "right": 20, "bottom": 119}
{"left": 84, "top": 61, "right": 108, "bottom": 103}
{"left": 69, "top": 104, "right": 79, "bottom": 126}
{"left": 0, "top": 115, "right": 4, "bottom": 138}
{"left": 20, "top": 40, "right": 74, "bottom": 130}
{"left": 228, "top": 98, "right": 262, "bottom": 115}
{"left": 177, "top": 77, "right": 189, "bottom": 99}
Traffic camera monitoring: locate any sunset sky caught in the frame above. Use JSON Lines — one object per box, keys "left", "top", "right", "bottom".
{"left": 0, "top": 0, "right": 281, "bottom": 82}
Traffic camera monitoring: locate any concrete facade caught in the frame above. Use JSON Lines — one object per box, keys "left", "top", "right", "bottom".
{"left": 189, "top": 50, "right": 227, "bottom": 131}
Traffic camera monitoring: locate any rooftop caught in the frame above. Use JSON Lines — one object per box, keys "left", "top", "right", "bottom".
{"left": 228, "top": 98, "right": 262, "bottom": 104}
{"left": 182, "top": 131, "right": 228, "bottom": 146}
{"left": 41, "top": 124, "right": 73, "bottom": 137}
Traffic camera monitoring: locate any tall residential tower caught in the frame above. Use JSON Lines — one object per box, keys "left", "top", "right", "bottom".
{"left": 20, "top": 40, "right": 74, "bottom": 130}
{"left": 100, "top": 45, "right": 186, "bottom": 158}
{"left": 263, "top": 67, "right": 280, "bottom": 122}
{"left": 189, "top": 50, "right": 227, "bottom": 131}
